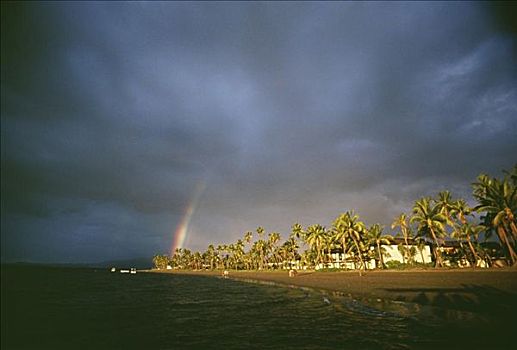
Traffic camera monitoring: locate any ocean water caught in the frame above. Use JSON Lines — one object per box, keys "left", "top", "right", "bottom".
{"left": 1, "top": 266, "right": 513, "bottom": 349}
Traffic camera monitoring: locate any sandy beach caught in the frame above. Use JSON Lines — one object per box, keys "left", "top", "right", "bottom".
{"left": 150, "top": 268, "right": 517, "bottom": 315}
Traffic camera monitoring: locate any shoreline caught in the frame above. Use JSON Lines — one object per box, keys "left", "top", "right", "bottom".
{"left": 147, "top": 268, "right": 517, "bottom": 315}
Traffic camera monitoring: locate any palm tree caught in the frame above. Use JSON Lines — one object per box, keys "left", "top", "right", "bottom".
{"left": 281, "top": 236, "right": 299, "bottom": 269}
{"left": 277, "top": 244, "right": 288, "bottom": 269}
{"left": 216, "top": 244, "right": 228, "bottom": 269}
{"left": 241, "top": 231, "right": 253, "bottom": 269}
{"left": 367, "top": 224, "right": 391, "bottom": 269}
{"left": 256, "top": 226, "right": 265, "bottom": 240}
{"left": 192, "top": 252, "right": 202, "bottom": 270}
{"left": 447, "top": 199, "right": 482, "bottom": 266}
{"left": 244, "top": 231, "right": 253, "bottom": 248}
{"left": 291, "top": 223, "right": 304, "bottom": 249}
{"left": 171, "top": 249, "right": 181, "bottom": 268}
{"left": 437, "top": 190, "right": 461, "bottom": 233}
{"left": 268, "top": 232, "right": 281, "bottom": 268}
{"left": 436, "top": 190, "right": 456, "bottom": 222}
{"left": 332, "top": 213, "right": 351, "bottom": 268}
{"left": 305, "top": 224, "right": 328, "bottom": 268}
{"left": 391, "top": 213, "right": 413, "bottom": 265}
{"left": 255, "top": 227, "right": 267, "bottom": 269}
{"left": 454, "top": 199, "right": 471, "bottom": 226}
{"left": 233, "top": 239, "right": 245, "bottom": 269}
{"left": 242, "top": 251, "right": 252, "bottom": 270}
{"left": 180, "top": 248, "right": 192, "bottom": 269}
{"left": 323, "top": 232, "right": 337, "bottom": 268}
{"left": 437, "top": 192, "right": 474, "bottom": 262}
{"left": 414, "top": 236, "right": 428, "bottom": 264}
{"left": 205, "top": 244, "right": 217, "bottom": 270}
{"left": 301, "top": 250, "right": 316, "bottom": 269}
{"left": 410, "top": 197, "right": 448, "bottom": 267}
{"left": 473, "top": 170, "right": 517, "bottom": 265}
{"left": 254, "top": 239, "right": 267, "bottom": 270}
{"left": 335, "top": 211, "right": 367, "bottom": 271}
{"left": 332, "top": 212, "right": 356, "bottom": 267}
{"left": 457, "top": 222, "right": 485, "bottom": 267}
{"left": 152, "top": 254, "right": 169, "bottom": 269}
{"left": 288, "top": 223, "right": 304, "bottom": 269}
{"left": 249, "top": 242, "right": 260, "bottom": 270}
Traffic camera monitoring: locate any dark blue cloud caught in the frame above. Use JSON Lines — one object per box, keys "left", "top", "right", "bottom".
{"left": 2, "top": 2, "right": 516, "bottom": 262}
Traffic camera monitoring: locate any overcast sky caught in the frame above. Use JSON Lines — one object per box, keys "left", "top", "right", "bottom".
{"left": 2, "top": 2, "right": 516, "bottom": 263}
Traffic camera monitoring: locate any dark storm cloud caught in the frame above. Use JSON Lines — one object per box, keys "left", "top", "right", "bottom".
{"left": 2, "top": 2, "right": 516, "bottom": 262}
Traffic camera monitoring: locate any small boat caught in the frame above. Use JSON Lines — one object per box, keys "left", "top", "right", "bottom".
{"left": 119, "top": 268, "right": 136, "bottom": 274}
{"left": 110, "top": 267, "right": 116, "bottom": 273}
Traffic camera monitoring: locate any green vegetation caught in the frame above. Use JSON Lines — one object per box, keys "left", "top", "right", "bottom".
{"left": 385, "top": 261, "right": 434, "bottom": 270}
{"left": 154, "top": 166, "right": 517, "bottom": 270}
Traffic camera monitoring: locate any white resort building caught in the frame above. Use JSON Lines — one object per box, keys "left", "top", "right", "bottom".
{"left": 314, "top": 237, "right": 433, "bottom": 270}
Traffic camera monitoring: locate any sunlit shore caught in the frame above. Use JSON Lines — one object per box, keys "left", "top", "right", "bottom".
{"left": 147, "top": 268, "right": 517, "bottom": 313}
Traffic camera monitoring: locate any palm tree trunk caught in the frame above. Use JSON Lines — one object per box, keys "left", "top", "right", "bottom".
{"left": 505, "top": 208, "right": 517, "bottom": 242}
{"left": 403, "top": 228, "right": 411, "bottom": 265}
{"left": 315, "top": 243, "right": 322, "bottom": 269}
{"left": 319, "top": 244, "right": 325, "bottom": 268}
{"left": 458, "top": 242, "right": 468, "bottom": 267}
{"left": 429, "top": 228, "right": 444, "bottom": 267}
{"left": 341, "top": 238, "right": 347, "bottom": 269}
{"left": 352, "top": 237, "right": 365, "bottom": 271}
{"left": 419, "top": 247, "right": 425, "bottom": 264}
{"left": 497, "top": 225, "right": 517, "bottom": 265}
{"left": 507, "top": 221, "right": 517, "bottom": 246}
{"left": 466, "top": 237, "right": 480, "bottom": 268}
{"left": 376, "top": 242, "right": 384, "bottom": 269}
{"left": 510, "top": 221, "right": 517, "bottom": 240}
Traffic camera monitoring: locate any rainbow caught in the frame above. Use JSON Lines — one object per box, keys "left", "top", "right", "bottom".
{"left": 170, "top": 180, "right": 206, "bottom": 255}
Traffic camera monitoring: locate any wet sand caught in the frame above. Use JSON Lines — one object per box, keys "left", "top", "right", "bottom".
{"left": 151, "top": 268, "right": 517, "bottom": 314}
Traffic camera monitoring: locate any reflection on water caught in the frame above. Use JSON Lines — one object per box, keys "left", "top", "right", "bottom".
{"left": 1, "top": 266, "right": 513, "bottom": 349}
{"left": 235, "top": 276, "right": 487, "bottom": 323}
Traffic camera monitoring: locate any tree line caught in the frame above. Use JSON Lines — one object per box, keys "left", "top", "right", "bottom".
{"left": 153, "top": 166, "right": 517, "bottom": 270}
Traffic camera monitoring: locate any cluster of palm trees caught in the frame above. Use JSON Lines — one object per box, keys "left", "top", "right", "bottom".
{"left": 153, "top": 166, "right": 516, "bottom": 270}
